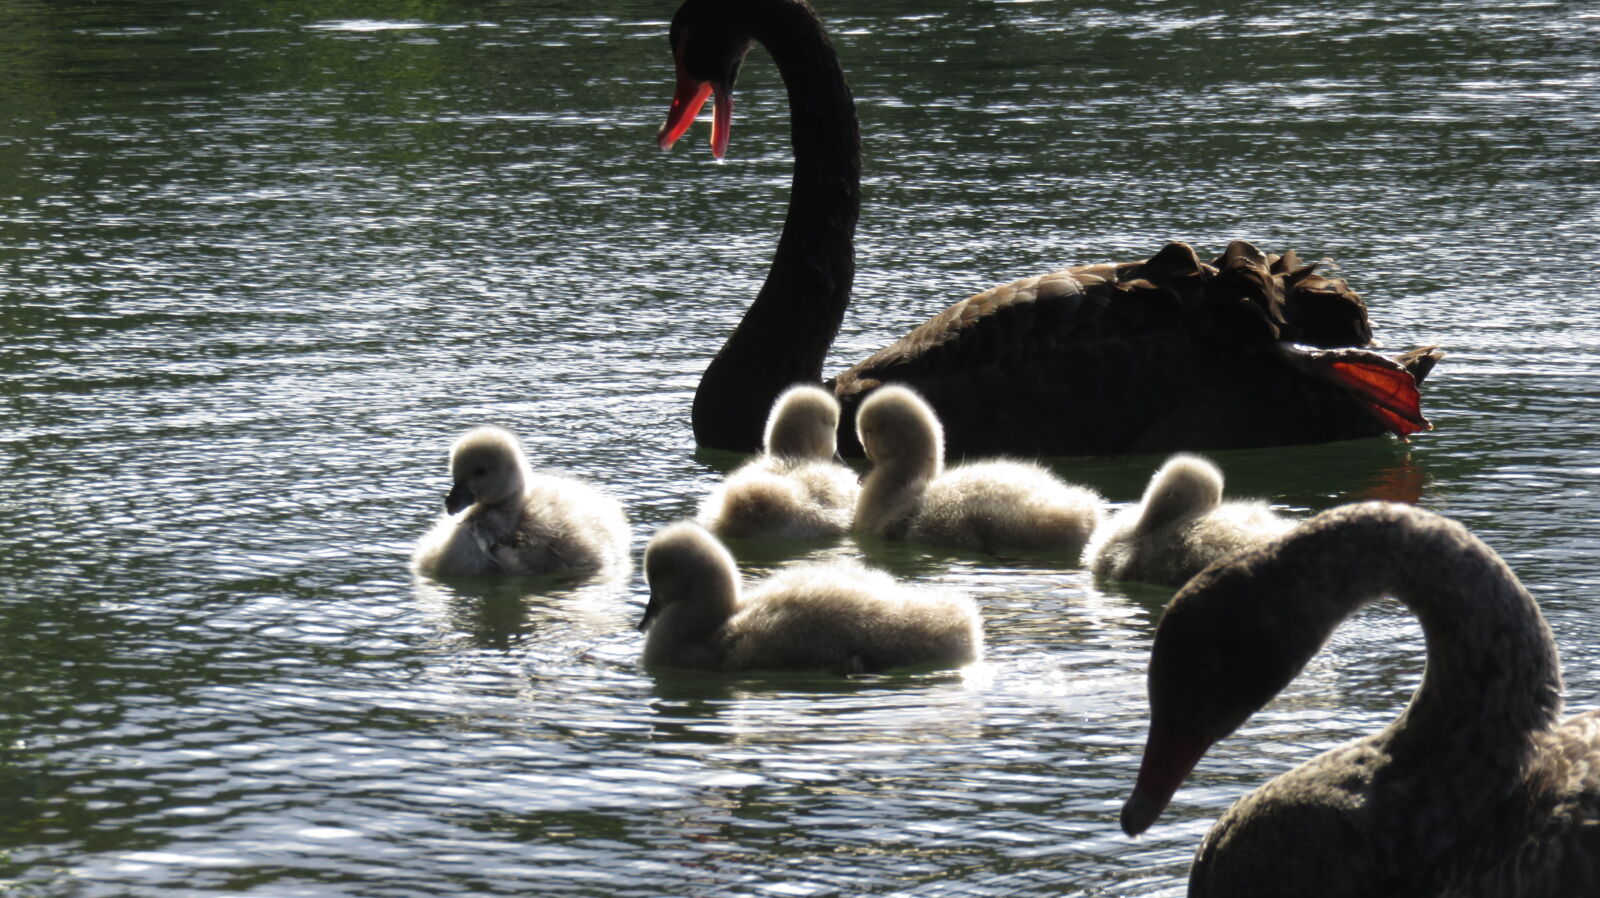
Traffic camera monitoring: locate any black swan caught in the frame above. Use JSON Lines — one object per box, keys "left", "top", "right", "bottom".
{"left": 1122, "top": 502, "right": 1600, "bottom": 896}
{"left": 658, "top": 0, "right": 1442, "bottom": 458}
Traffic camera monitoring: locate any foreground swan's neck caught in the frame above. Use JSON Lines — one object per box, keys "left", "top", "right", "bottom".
{"left": 1240, "top": 505, "right": 1561, "bottom": 753}
{"left": 855, "top": 455, "right": 939, "bottom": 535}
{"left": 692, "top": 0, "right": 861, "bottom": 451}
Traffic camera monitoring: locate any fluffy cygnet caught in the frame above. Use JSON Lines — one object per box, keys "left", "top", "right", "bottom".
{"left": 852, "top": 385, "right": 1103, "bottom": 554}
{"left": 638, "top": 521, "right": 982, "bottom": 672}
{"left": 697, "top": 385, "right": 859, "bottom": 539}
{"left": 1083, "top": 453, "right": 1294, "bottom": 587}
{"left": 411, "top": 426, "right": 630, "bottom": 577}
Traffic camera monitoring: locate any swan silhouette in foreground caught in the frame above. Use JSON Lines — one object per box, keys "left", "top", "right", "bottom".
{"left": 412, "top": 426, "right": 630, "bottom": 577}
{"left": 696, "top": 384, "right": 859, "bottom": 539}
{"left": 853, "top": 385, "right": 1103, "bottom": 554}
{"left": 1121, "top": 502, "right": 1600, "bottom": 896}
{"left": 1082, "top": 454, "right": 1294, "bottom": 587}
{"left": 658, "top": 0, "right": 1442, "bottom": 458}
{"left": 638, "top": 521, "right": 982, "bottom": 672}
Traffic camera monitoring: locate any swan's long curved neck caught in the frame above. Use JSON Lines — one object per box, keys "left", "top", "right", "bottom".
{"left": 692, "top": 0, "right": 862, "bottom": 451}
{"left": 1258, "top": 505, "right": 1563, "bottom": 757}
{"left": 855, "top": 457, "right": 937, "bottom": 536}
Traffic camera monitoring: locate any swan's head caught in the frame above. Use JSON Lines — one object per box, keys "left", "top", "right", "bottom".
{"left": 443, "top": 427, "right": 531, "bottom": 514}
{"left": 1135, "top": 454, "right": 1224, "bottom": 533}
{"left": 639, "top": 521, "right": 741, "bottom": 632}
{"left": 1120, "top": 541, "right": 1311, "bottom": 837}
{"left": 855, "top": 385, "right": 944, "bottom": 472}
{"left": 658, "top": 0, "right": 756, "bottom": 158}
{"left": 764, "top": 384, "right": 841, "bottom": 462}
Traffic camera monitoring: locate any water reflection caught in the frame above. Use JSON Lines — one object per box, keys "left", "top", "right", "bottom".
{"left": 412, "top": 573, "right": 634, "bottom": 651}
{"left": 1, "top": 0, "right": 1597, "bottom": 895}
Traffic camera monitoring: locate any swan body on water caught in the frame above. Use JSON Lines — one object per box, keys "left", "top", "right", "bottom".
{"left": 1083, "top": 454, "right": 1294, "bottom": 587}
{"left": 639, "top": 521, "right": 982, "bottom": 673}
{"left": 697, "top": 384, "right": 859, "bottom": 539}
{"left": 658, "top": 0, "right": 1440, "bottom": 458}
{"left": 1121, "top": 502, "right": 1600, "bottom": 896}
{"left": 853, "top": 385, "right": 1103, "bottom": 554}
{"left": 411, "top": 427, "right": 630, "bottom": 577}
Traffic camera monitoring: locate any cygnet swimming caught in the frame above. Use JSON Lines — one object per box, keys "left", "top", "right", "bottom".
{"left": 697, "top": 384, "right": 859, "bottom": 539}
{"left": 1082, "top": 454, "right": 1293, "bottom": 587}
{"left": 638, "top": 521, "right": 982, "bottom": 672}
{"left": 852, "top": 385, "right": 1102, "bottom": 554}
{"left": 411, "top": 426, "right": 629, "bottom": 577}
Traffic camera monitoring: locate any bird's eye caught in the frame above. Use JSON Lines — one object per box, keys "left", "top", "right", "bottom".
{"left": 474, "top": 467, "right": 487, "bottom": 477}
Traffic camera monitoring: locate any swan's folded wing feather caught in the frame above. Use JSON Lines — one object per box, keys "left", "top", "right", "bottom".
{"left": 1508, "top": 710, "right": 1600, "bottom": 893}
{"left": 832, "top": 265, "right": 1166, "bottom": 399}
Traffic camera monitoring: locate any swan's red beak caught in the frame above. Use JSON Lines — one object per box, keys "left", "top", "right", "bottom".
{"left": 659, "top": 62, "right": 732, "bottom": 159}
{"left": 1121, "top": 719, "right": 1213, "bottom": 836}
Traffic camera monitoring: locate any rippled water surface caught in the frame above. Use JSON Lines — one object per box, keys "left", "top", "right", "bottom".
{"left": 2, "top": 1, "right": 1598, "bottom": 895}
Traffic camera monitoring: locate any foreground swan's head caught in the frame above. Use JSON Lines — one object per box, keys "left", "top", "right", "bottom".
{"left": 444, "top": 426, "right": 531, "bottom": 513}
{"left": 1120, "top": 552, "right": 1289, "bottom": 835}
{"left": 1120, "top": 502, "right": 1529, "bottom": 838}
{"left": 639, "top": 521, "right": 740, "bottom": 633}
{"left": 764, "top": 384, "right": 842, "bottom": 461}
{"left": 855, "top": 385, "right": 944, "bottom": 471}
{"left": 1135, "top": 454, "right": 1224, "bottom": 532}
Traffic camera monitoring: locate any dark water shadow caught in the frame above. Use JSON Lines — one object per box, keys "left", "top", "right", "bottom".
{"left": 412, "top": 566, "right": 632, "bottom": 651}
{"left": 1053, "top": 436, "right": 1435, "bottom": 512}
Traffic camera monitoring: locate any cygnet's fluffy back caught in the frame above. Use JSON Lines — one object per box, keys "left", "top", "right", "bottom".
{"left": 412, "top": 426, "right": 630, "bottom": 577}
{"left": 639, "top": 522, "right": 981, "bottom": 672}
{"left": 698, "top": 385, "right": 859, "bottom": 540}
{"left": 1083, "top": 453, "right": 1293, "bottom": 587}
{"left": 854, "top": 385, "right": 1102, "bottom": 554}
{"left": 907, "top": 460, "right": 1104, "bottom": 553}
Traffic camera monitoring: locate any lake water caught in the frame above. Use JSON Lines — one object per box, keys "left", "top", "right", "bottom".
{"left": 2, "top": 1, "right": 1597, "bottom": 895}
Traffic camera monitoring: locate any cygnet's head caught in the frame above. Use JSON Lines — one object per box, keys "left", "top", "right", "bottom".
{"left": 855, "top": 385, "right": 944, "bottom": 470}
{"left": 764, "top": 384, "right": 841, "bottom": 461}
{"left": 444, "top": 426, "right": 531, "bottom": 514}
{"left": 1137, "top": 454, "right": 1224, "bottom": 533}
{"left": 639, "top": 522, "right": 740, "bottom": 632}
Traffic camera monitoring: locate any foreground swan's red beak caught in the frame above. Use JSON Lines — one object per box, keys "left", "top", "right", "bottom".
{"left": 1122, "top": 720, "right": 1214, "bottom": 836}
{"left": 659, "top": 64, "right": 733, "bottom": 158}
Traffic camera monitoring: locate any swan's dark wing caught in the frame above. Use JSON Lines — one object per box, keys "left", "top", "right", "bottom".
{"left": 1511, "top": 710, "right": 1600, "bottom": 893}
{"left": 1394, "top": 344, "right": 1446, "bottom": 384}
{"left": 835, "top": 266, "right": 1142, "bottom": 389}
{"left": 830, "top": 242, "right": 1435, "bottom": 458}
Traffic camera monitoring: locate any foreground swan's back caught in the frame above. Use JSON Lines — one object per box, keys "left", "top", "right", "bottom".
{"left": 1083, "top": 454, "right": 1293, "bottom": 587}
{"left": 1121, "top": 502, "right": 1600, "bottom": 896}
{"left": 697, "top": 384, "right": 859, "bottom": 539}
{"left": 658, "top": 0, "right": 1442, "bottom": 457}
{"left": 639, "top": 522, "right": 982, "bottom": 672}
{"left": 853, "top": 385, "right": 1102, "bottom": 554}
{"left": 411, "top": 427, "right": 629, "bottom": 577}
